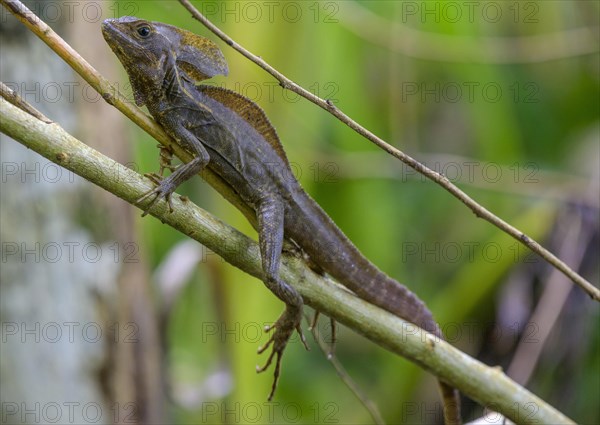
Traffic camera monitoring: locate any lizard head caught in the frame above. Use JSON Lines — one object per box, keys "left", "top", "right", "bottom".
{"left": 102, "top": 17, "right": 229, "bottom": 105}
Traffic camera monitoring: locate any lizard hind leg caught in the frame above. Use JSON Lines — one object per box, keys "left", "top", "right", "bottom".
{"left": 255, "top": 197, "right": 309, "bottom": 400}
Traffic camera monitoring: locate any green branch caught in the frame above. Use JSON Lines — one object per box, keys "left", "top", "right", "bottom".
{"left": 1, "top": 98, "right": 574, "bottom": 425}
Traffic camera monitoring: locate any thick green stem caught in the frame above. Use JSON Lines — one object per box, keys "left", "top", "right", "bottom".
{"left": 1, "top": 98, "right": 574, "bottom": 425}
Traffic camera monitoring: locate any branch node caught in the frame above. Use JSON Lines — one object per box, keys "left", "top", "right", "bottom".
{"left": 55, "top": 152, "right": 69, "bottom": 163}
{"left": 425, "top": 334, "right": 436, "bottom": 350}
{"left": 519, "top": 233, "right": 532, "bottom": 245}
{"left": 102, "top": 91, "right": 115, "bottom": 105}
{"left": 325, "top": 99, "right": 337, "bottom": 110}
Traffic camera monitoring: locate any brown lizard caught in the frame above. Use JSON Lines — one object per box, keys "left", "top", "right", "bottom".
{"left": 102, "top": 17, "right": 461, "bottom": 424}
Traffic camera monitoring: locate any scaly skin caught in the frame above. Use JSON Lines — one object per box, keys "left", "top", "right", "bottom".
{"left": 102, "top": 17, "right": 460, "bottom": 424}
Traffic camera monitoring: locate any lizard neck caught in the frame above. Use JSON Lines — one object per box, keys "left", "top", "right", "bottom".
{"left": 147, "top": 58, "right": 200, "bottom": 112}
{"left": 129, "top": 53, "right": 190, "bottom": 109}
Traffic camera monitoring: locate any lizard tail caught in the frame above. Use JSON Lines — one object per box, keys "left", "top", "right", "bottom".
{"left": 440, "top": 382, "right": 461, "bottom": 425}
{"left": 366, "top": 274, "right": 462, "bottom": 425}
{"left": 353, "top": 274, "right": 463, "bottom": 424}
{"left": 289, "top": 191, "right": 462, "bottom": 424}
{"left": 357, "top": 272, "right": 462, "bottom": 425}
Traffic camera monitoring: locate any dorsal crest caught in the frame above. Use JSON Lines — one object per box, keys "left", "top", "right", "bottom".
{"left": 199, "top": 86, "right": 291, "bottom": 168}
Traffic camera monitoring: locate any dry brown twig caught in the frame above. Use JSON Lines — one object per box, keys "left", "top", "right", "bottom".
{"left": 177, "top": 0, "right": 598, "bottom": 301}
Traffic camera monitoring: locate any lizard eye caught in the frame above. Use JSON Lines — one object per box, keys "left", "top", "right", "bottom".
{"left": 137, "top": 25, "right": 151, "bottom": 38}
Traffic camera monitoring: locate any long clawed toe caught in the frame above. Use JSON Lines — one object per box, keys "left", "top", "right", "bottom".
{"left": 256, "top": 329, "right": 276, "bottom": 357}
{"left": 136, "top": 189, "right": 160, "bottom": 217}
{"left": 256, "top": 311, "right": 308, "bottom": 401}
{"left": 257, "top": 350, "right": 282, "bottom": 401}
{"left": 156, "top": 144, "right": 177, "bottom": 176}
{"left": 144, "top": 172, "right": 163, "bottom": 185}
{"left": 310, "top": 312, "right": 336, "bottom": 357}
{"left": 296, "top": 324, "right": 309, "bottom": 350}
{"left": 136, "top": 174, "right": 175, "bottom": 216}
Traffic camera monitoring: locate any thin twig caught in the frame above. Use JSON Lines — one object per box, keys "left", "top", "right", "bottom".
{"left": 0, "top": 81, "right": 52, "bottom": 123}
{"left": 178, "top": 0, "right": 598, "bottom": 301}
{"left": 310, "top": 320, "right": 385, "bottom": 425}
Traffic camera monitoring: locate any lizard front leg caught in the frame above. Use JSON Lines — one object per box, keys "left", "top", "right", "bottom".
{"left": 254, "top": 196, "right": 309, "bottom": 400}
{"left": 137, "top": 126, "right": 210, "bottom": 216}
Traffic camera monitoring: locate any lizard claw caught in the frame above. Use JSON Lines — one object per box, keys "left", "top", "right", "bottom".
{"left": 256, "top": 307, "right": 308, "bottom": 401}
{"left": 136, "top": 174, "right": 176, "bottom": 216}
{"left": 297, "top": 323, "right": 309, "bottom": 351}
{"left": 156, "top": 144, "right": 178, "bottom": 176}
{"left": 143, "top": 172, "right": 164, "bottom": 185}
{"left": 310, "top": 312, "right": 337, "bottom": 357}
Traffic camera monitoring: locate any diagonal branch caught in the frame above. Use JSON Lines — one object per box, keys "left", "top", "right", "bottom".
{"left": 0, "top": 97, "right": 574, "bottom": 425}
{"left": 177, "top": 0, "right": 598, "bottom": 301}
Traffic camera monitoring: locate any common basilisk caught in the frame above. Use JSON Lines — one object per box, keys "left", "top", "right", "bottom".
{"left": 102, "top": 17, "right": 461, "bottom": 424}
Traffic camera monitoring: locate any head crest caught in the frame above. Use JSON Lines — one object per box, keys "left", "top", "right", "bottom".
{"left": 167, "top": 24, "right": 229, "bottom": 81}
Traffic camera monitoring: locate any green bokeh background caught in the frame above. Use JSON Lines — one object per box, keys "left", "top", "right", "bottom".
{"left": 100, "top": 1, "right": 599, "bottom": 423}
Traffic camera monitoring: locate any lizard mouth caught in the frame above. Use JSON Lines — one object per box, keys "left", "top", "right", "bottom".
{"left": 101, "top": 19, "right": 137, "bottom": 57}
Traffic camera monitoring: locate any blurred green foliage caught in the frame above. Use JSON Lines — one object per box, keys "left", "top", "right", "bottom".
{"left": 109, "top": 1, "right": 598, "bottom": 423}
